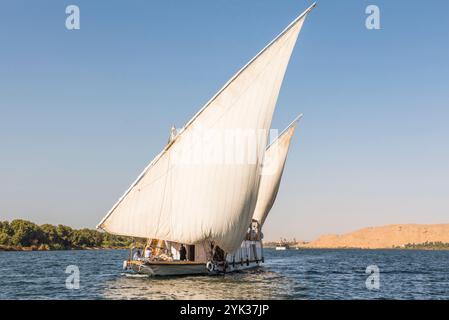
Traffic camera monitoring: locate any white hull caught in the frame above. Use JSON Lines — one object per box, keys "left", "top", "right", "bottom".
{"left": 222, "top": 259, "right": 263, "bottom": 273}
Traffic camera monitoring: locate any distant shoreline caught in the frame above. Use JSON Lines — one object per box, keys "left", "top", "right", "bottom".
{"left": 264, "top": 245, "right": 449, "bottom": 251}
{"left": 0, "top": 219, "right": 145, "bottom": 252}
{"left": 296, "top": 247, "right": 449, "bottom": 251}
{"left": 3, "top": 246, "right": 449, "bottom": 252}
{"left": 0, "top": 245, "right": 130, "bottom": 252}
{"left": 266, "top": 224, "right": 449, "bottom": 251}
{"left": 3, "top": 220, "right": 449, "bottom": 252}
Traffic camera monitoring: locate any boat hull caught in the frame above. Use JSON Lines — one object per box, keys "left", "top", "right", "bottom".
{"left": 128, "top": 261, "right": 208, "bottom": 276}
{"left": 125, "top": 240, "right": 264, "bottom": 276}
{"left": 126, "top": 259, "right": 263, "bottom": 276}
{"left": 275, "top": 246, "right": 287, "bottom": 250}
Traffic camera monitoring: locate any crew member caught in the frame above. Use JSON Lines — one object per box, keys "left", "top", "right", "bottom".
{"left": 144, "top": 246, "right": 153, "bottom": 260}
{"left": 179, "top": 244, "right": 187, "bottom": 261}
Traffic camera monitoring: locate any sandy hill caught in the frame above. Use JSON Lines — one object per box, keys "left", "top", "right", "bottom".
{"left": 300, "top": 224, "right": 449, "bottom": 249}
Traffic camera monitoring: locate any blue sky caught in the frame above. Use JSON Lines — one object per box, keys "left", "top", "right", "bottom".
{"left": 1, "top": 0, "right": 448, "bottom": 241}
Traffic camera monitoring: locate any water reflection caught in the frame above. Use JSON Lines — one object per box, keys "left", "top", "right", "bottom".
{"left": 102, "top": 267, "right": 296, "bottom": 300}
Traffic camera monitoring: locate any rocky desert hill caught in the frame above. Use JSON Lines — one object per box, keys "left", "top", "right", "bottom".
{"left": 300, "top": 224, "right": 449, "bottom": 249}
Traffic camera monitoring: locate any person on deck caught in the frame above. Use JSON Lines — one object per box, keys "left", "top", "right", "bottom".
{"left": 144, "top": 246, "right": 152, "bottom": 260}
{"left": 179, "top": 244, "right": 187, "bottom": 261}
{"left": 133, "top": 249, "right": 142, "bottom": 261}
{"left": 213, "top": 246, "right": 225, "bottom": 261}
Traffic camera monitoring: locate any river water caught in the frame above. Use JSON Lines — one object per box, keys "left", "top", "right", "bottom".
{"left": 0, "top": 248, "right": 448, "bottom": 299}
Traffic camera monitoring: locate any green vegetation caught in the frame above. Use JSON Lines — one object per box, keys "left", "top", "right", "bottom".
{"left": 0, "top": 219, "right": 138, "bottom": 251}
{"left": 395, "top": 242, "right": 449, "bottom": 250}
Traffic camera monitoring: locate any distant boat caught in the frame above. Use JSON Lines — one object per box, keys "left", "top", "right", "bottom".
{"left": 97, "top": 3, "right": 316, "bottom": 276}
{"left": 275, "top": 240, "right": 291, "bottom": 251}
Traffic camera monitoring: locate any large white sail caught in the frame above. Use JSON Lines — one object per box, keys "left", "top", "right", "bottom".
{"left": 252, "top": 116, "right": 301, "bottom": 227}
{"left": 97, "top": 4, "right": 315, "bottom": 253}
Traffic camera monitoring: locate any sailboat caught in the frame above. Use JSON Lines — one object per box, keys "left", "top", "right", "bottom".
{"left": 97, "top": 3, "right": 316, "bottom": 276}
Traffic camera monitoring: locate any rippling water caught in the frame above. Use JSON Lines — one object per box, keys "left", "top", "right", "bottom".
{"left": 0, "top": 249, "right": 448, "bottom": 299}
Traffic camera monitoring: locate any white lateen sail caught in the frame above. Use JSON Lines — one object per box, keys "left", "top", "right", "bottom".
{"left": 97, "top": 4, "right": 316, "bottom": 253}
{"left": 252, "top": 115, "right": 301, "bottom": 227}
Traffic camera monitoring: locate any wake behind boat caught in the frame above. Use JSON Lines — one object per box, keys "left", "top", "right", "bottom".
{"left": 97, "top": 3, "right": 316, "bottom": 276}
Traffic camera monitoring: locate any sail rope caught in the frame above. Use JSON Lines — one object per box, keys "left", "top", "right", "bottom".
{"left": 127, "top": 30, "right": 297, "bottom": 196}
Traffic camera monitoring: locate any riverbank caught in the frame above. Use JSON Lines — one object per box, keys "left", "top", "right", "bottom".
{"left": 264, "top": 245, "right": 449, "bottom": 250}
{"left": 0, "top": 244, "right": 131, "bottom": 252}
{"left": 297, "top": 224, "right": 449, "bottom": 249}
{"left": 292, "top": 245, "right": 449, "bottom": 251}
{"left": 0, "top": 219, "right": 144, "bottom": 252}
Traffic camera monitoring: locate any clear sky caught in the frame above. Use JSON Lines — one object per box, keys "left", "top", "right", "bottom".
{"left": 1, "top": 0, "right": 448, "bottom": 241}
